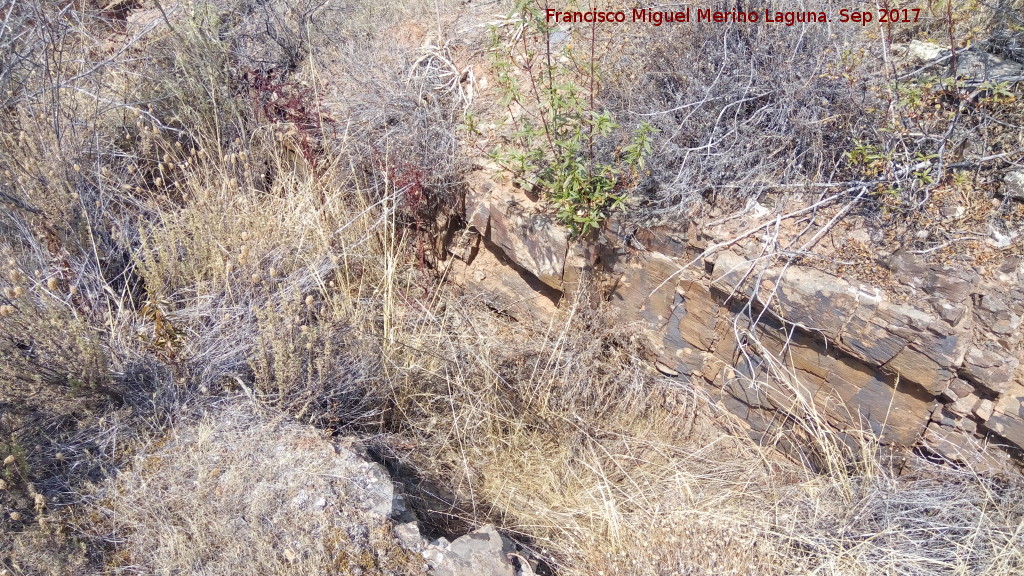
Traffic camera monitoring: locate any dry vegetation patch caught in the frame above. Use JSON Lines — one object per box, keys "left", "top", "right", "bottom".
{"left": 370, "top": 291, "right": 1024, "bottom": 575}
{"left": 2, "top": 1, "right": 1024, "bottom": 575}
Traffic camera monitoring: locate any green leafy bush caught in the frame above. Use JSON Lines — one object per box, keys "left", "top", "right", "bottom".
{"left": 486, "top": 3, "right": 655, "bottom": 237}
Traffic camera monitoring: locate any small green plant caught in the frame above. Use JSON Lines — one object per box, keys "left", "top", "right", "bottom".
{"left": 895, "top": 76, "right": 939, "bottom": 115}
{"left": 486, "top": 2, "right": 655, "bottom": 237}
{"left": 977, "top": 79, "right": 1016, "bottom": 106}
{"left": 951, "top": 169, "right": 973, "bottom": 189}
{"left": 912, "top": 151, "right": 939, "bottom": 186}
{"left": 846, "top": 140, "right": 889, "bottom": 177}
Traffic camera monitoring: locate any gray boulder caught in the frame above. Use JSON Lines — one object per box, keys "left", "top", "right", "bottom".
{"left": 420, "top": 525, "right": 517, "bottom": 576}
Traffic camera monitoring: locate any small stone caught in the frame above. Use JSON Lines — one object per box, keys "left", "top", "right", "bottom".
{"left": 949, "top": 379, "right": 975, "bottom": 399}
{"left": 905, "top": 40, "right": 947, "bottom": 61}
{"left": 975, "top": 399, "right": 995, "bottom": 421}
{"left": 655, "top": 362, "right": 679, "bottom": 377}
{"left": 959, "top": 418, "right": 978, "bottom": 434}
{"left": 1004, "top": 169, "right": 1024, "bottom": 200}
{"left": 950, "top": 393, "right": 980, "bottom": 416}
{"left": 395, "top": 521, "right": 426, "bottom": 552}
{"left": 939, "top": 385, "right": 959, "bottom": 403}
{"left": 961, "top": 346, "right": 1018, "bottom": 394}
{"left": 931, "top": 405, "right": 956, "bottom": 426}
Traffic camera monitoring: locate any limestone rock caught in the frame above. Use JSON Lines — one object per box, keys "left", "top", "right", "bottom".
{"left": 608, "top": 250, "right": 689, "bottom": 333}
{"left": 950, "top": 393, "right": 980, "bottom": 417}
{"left": 709, "top": 252, "right": 967, "bottom": 395}
{"left": 561, "top": 240, "right": 599, "bottom": 298}
{"left": 728, "top": 325, "right": 934, "bottom": 446}
{"left": 903, "top": 40, "right": 947, "bottom": 62}
{"left": 949, "top": 379, "right": 976, "bottom": 399}
{"left": 395, "top": 521, "right": 428, "bottom": 552}
{"left": 1005, "top": 169, "right": 1024, "bottom": 200}
{"left": 931, "top": 405, "right": 957, "bottom": 427}
{"left": 451, "top": 242, "right": 559, "bottom": 322}
{"left": 89, "top": 405, "right": 432, "bottom": 575}
{"left": 899, "top": 41, "right": 1024, "bottom": 82}
{"left": 939, "top": 386, "right": 958, "bottom": 403}
{"left": 358, "top": 460, "right": 397, "bottom": 518}
{"left": 423, "top": 525, "right": 516, "bottom": 576}
{"left": 709, "top": 250, "right": 766, "bottom": 298}
{"left": 985, "top": 413, "right": 1024, "bottom": 448}
{"left": 672, "top": 280, "right": 720, "bottom": 352}
{"left": 922, "top": 266, "right": 979, "bottom": 302}
{"left": 772, "top": 266, "right": 861, "bottom": 337}
{"left": 976, "top": 399, "right": 995, "bottom": 421}
{"left": 822, "top": 352, "right": 935, "bottom": 445}
{"left": 974, "top": 293, "right": 1021, "bottom": 337}
{"left": 959, "top": 417, "right": 979, "bottom": 434}
{"left": 458, "top": 172, "right": 1024, "bottom": 464}
{"left": 883, "top": 343, "right": 956, "bottom": 395}
{"left": 931, "top": 299, "right": 969, "bottom": 326}
{"left": 955, "top": 49, "right": 1024, "bottom": 83}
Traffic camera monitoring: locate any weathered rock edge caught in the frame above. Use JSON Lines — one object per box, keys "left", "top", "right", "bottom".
{"left": 454, "top": 172, "right": 1024, "bottom": 474}
{"left": 323, "top": 432, "right": 524, "bottom": 569}
{"left": 338, "top": 435, "right": 524, "bottom": 576}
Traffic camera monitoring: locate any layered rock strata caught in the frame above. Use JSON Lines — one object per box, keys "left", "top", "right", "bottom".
{"left": 453, "top": 173, "right": 1024, "bottom": 474}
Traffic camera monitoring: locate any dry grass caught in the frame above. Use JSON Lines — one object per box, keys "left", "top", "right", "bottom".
{"left": 372, "top": 285, "right": 1024, "bottom": 576}
{"left": 2, "top": 1, "right": 1024, "bottom": 575}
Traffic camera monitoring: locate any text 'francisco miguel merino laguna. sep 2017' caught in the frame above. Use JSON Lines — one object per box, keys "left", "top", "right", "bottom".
{"left": 546, "top": 7, "right": 923, "bottom": 26}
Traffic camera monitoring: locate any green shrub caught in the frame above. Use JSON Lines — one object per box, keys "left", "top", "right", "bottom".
{"left": 486, "top": 2, "right": 655, "bottom": 237}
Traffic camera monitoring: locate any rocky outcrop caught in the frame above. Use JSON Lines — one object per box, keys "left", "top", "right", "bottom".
{"left": 898, "top": 40, "right": 1024, "bottom": 84}
{"left": 93, "top": 402, "right": 525, "bottom": 576}
{"left": 403, "top": 525, "right": 518, "bottom": 576}
{"left": 340, "top": 439, "right": 524, "bottom": 576}
{"left": 339, "top": 426, "right": 525, "bottom": 576}
{"left": 465, "top": 173, "right": 569, "bottom": 291}
{"left": 456, "top": 174, "right": 1024, "bottom": 474}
